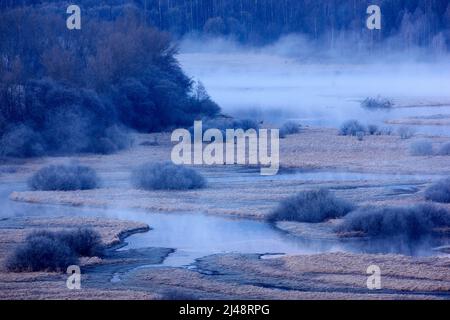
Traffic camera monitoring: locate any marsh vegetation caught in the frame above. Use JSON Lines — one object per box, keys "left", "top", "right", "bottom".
{"left": 28, "top": 164, "right": 99, "bottom": 191}
{"left": 6, "top": 228, "right": 103, "bottom": 272}
{"left": 131, "top": 162, "right": 207, "bottom": 191}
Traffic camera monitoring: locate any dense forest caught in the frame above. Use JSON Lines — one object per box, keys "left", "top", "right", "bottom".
{"left": 0, "top": 2, "right": 220, "bottom": 157}
{"left": 0, "top": 0, "right": 449, "bottom": 157}
{"left": 2, "top": 0, "right": 449, "bottom": 49}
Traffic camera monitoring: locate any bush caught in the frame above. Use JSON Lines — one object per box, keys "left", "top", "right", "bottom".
{"left": 89, "top": 126, "right": 133, "bottom": 155}
{"left": 6, "top": 236, "right": 78, "bottom": 272}
{"left": 339, "top": 120, "right": 366, "bottom": 136}
{"left": 398, "top": 126, "right": 415, "bottom": 139}
{"left": 268, "top": 189, "right": 355, "bottom": 223}
{"left": 280, "top": 121, "right": 301, "bottom": 138}
{"left": 0, "top": 125, "right": 45, "bottom": 158}
{"left": 131, "top": 162, "right": 206, "bottom": 190}
{"left": 379, "top": 127, "right": 393, "bottom": 135}
{"left": 1, "top": 79, "right": 133, "bottom": 157}
{"left": 28, "top": 164, "right": 99, "bottom": 191}
{"left": 367, "top": 124, "right": 379, "bottom": 135}
{"left": 425, "top": 178, "right": 450, "bottom": 203}
{"left": 336, "top": 204, "right": 450, "bottom": 239}
{"left": 438, "top": 142, "right": 450, "bottom": 156}
{"left": 26, "top": 228, "right": 104, "bottom": 257}
{"left": 361, "top": 96, "right": 393, "bottom": 110}
{"left": 356, "top": 131, "right": 365, "bottom": 141}
{"left": 409, "top": 140, "right": 433, "bottom": 156}
{"left": 235, "top": 119, "right": 260, "bottom": 131}
{"left": 58, "top": 228, "right": 104, "bottom": 257}
{"left": 6, "top": 228, "right": 104, "bottom": 272}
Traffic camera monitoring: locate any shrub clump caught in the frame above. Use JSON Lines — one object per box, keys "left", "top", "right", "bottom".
{"left": 409, "top": 140, "right": 433, "bottom": 156}
{"left": 28, "top": 164, "right": 99, "bottom": 191}
{"left": 356, "top": 131, "right": 365, "bottom": 141}
{"left": 425, "top": 178, "right": 450, "bottom": 203}
{"left": 268, "top": 189, "right": 355, "bottom": 223}
{"left": 367, "top": 124, "right": 379, "bottom": 135}
{"left": 279, "top": 121, "right": 301, "bottom": 138}
{"left": 58, "top": 229, "right": 104, "bottom": 257}
{"left": 0, "top": 125, "right": 45, "bottom": 158}
{"left": 398, "top": 126, "right": 415, "bottom": 139}
{"left": 336, "top": 204, "right": 450, "bottom": 239}
{"left": 90, "top": 125, "right": 134, "bottom": 155}
{"left": 131, "top": 162, "right": 206, "bottom": 190}
{"left": 361, "top": 96, "right": 393, "bottom": 110}
{"left": 339, "top": 120, "right": 366, "bottom": 136}
{"left": 236, "top": 119, "right": 260, "bottom": 131}
{"left": 6, "top": 228, "right": 103, "bottom": 272}
{"left": 438, "top": 142, "right": 450, "bottom": 156}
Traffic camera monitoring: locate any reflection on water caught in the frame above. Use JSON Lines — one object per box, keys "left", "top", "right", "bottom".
{"left": 117, "top": 211, "right": 446, "bottom": 267}
{"left": 117, "top": 211, "right": 350, "bottom": 267}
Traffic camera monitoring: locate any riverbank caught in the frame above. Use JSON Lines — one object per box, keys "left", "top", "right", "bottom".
{"left": 111, "top": 252, "right": 450, "bottom": 300}
{"left": 0, "top": 215, "right": 172, "bottom": 300}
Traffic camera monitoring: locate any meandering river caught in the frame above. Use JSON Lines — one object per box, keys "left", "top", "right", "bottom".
{"left": 1, "top": 168, "right": 448, "bottom": 269}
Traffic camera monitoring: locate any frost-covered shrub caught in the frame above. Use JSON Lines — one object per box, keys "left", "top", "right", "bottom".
{"left": 90, "top": 126, "right": 133, "bottom": 155}
{"left": 367, "top": 124, "right": 380, "bottom": 135}
{"left": 6, "top": 228, "right": 104, "bottom": 272}
{"left": 339, "top": 120, "right": 366, "bottom": 136}
{"left": 356, "top": 131, "right": 365, "bottom": 141}
{"left": 6, "top": 235, "right": 78, "bottom": 272}
{"left": 235, "top": 119, "right": 260, "bottom": 131}
{"left": 280, "top": 121, "right": 301, "bottom": 138}
{"left": 398, "top": 126, "right": 415, "bottom": 139}
{"left": 0, "top": 125, "right": 45, "bottom": 158}
{"left": 409, "top": 140, "right": 433, "bottom": 156}
{"left": 27, "top": 229, "right": 104, "bottom": 257}
{"left": 425, "top": 178, "right": 450, "bottom": 203}
{"left": 381, "top": 127, "right": 393, "bottom": 135}
{"left": 58, "top": 228, "right": 104, "bottom": 257}
{"left": 361, "top": 96, "right": 393, "bottom": 110}
{"left": 268, "top": 189, "right": 355, "bottom": 223}
{"left": 336, "top": 204, "right": 450, "bottom": 239}
{"left": 28, "top": 164, "right": 99, "bottom": 191}
{"left": 131, "top": 162, "right": 206, "bottom": 190}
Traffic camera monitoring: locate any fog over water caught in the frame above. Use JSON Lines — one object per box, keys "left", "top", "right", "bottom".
{"left": 178, "top": 36, "right": 450, "bottom": 135}
{"left": 2, "top": 173, "right": 445, "bottom": 268}
{"left": 1, "top": 35, "right": 449, "bottom": 272}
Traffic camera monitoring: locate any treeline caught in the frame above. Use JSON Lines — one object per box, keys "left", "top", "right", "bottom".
{"left": 142, "top": 0, "right": 450, "bottom": 50}
{"left": 3, "top": 0, "right": 449, "bottom": 50}
{"left": 0, "top": 3, "right": 220, "bottom": 157}
{"left": 148, "top": 0, "right": 449, "bottom": 49}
